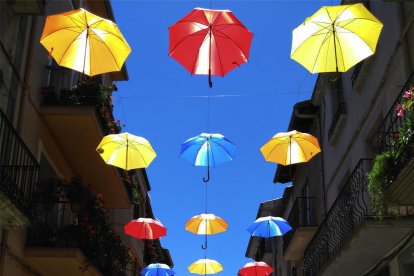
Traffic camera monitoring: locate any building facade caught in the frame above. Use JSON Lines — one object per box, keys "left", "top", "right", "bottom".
{"left": 246, "top": 1, "right": 414, "bottom": 275}
{"left": 0, "top": 0, "right": 172, "bottom": 275}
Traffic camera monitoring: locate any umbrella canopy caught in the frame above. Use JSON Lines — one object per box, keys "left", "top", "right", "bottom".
{"left": 185, "top": 213, "right": 228, "bottom": 235}
{"left": 169, "top": 7, "right": 253, "bottom": 87}
{"left": 247, "top": 216, "right": 292, "bottom": 238}
{"left": 260, "top": 130, "right": 321, "bottom": 166}
{"left": 291, "top": 3, "right": 383, "bottom": 74}
{"left": 141, "top": 263, "right": 175, "bottom": 276}
{"left": 124, "top": 218, "right": 167, "bottom": 240}
{"left": 238, "top": 262, "right": 273, "bottom": 276}
{"left": 188, "top": 258, "right": 223, "bottom": 275}
{"left": 180, "top": 133, "right": 236, "bottom": 182}
{"left": 40, "top": 8, "right": 131, "bottom": 76}
{"left": 96, "top": 132, "right": 157, "bottom": 170}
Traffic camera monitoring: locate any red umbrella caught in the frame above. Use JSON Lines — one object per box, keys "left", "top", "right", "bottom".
{"left": 169, "top": 7, "right": 253, "bottom": 87}
{"left": 238, "top": 262, "right": 273, "bottom": 276}
{"left": 124, "top": 218, "right": 166, "bottom": 239}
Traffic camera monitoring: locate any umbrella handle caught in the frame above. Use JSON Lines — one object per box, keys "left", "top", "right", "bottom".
{"left": 203, "top": 166, "right": 210, "bottom": 183}
{"left": 329, "top": 73, "right": 339, "bottom": 82}
{"left": 202, "top": 175, "right": 210, "bottom": 182}
{"left": 208, "top": 71, "right": 213, "bottom": 88}
{"left": 202, "top": 234, "right": 207, "bottom": 249}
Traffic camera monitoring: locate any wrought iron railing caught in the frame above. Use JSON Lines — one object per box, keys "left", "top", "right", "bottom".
{"left": 377, "top": 74, "right": 414, "bottom": 189}
{"left": 27, "top": 198, "right": 132, "bottom": 275}
{"left": 42, "top": 66, "right": 120, "bottom": 135}
{"left": 283, "top": 197, "right": 317, "bottom": 255}
{"left": 351, "top": 61, "right": 364, "bottom": 88}
{"left": 0, "top": 109, "right": 39, "bottom": 218}
{"left": 378, "top": 74, "right": 413, "bottom": 153}
{"left": 26, "top": 200, "right": 79, "bottom": 247}
{"left": 328, "top": 103, "right": 347, "bottom": 141}
{"left": 303, "top": 159, "right": 373, "bottom": 275}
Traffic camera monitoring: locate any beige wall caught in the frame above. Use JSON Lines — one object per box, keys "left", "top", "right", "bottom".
{"left": 0, "top": 1, "right": 148, "bottom": 275}
{"left": 275, "top": 1, "right": 414, "bottom": 275}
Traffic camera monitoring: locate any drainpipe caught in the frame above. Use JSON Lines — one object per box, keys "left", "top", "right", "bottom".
{"left": 398, "top": 2, "right": 414, "bottom": 70}
{"left": 17, "top": 15, "right": 36, "bottom": 133}
{"left": 294, "top": 108, "right": 327, "bottom": 218}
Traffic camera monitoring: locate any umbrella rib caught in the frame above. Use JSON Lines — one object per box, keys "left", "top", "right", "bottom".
{"left": 290, "top": 23, "right": 331, "bottom": 57}
{"left": 210, "top": 34, "right": 225, "bottom": 77}
{"left": 189, "top": 33, "right": 210, "bottom": 75}
{"left": 213, "top": 26, "right": 250, "bottom": 60}
{"left": 88, "top": 28, "right": 122, "bottom": 69}
{"left": 40, "top": 26, "right": 83, "bottom": 42}
{"left": 57, "top": 29, "right": 88, "bottom": 65}
{"left": 335, "top": 20, "right": 378, "bottom": 52}
{"left": 128, "top": 142, "right": 155, "bottom": 167}
{"left": 98, "top": 139, "right": 125, "bottom": 148}
{"left": 169, "top": 31, "right": 207, "bottom": 58}
{"left": 311, "top": 29, "right": 334, "bottom": 73}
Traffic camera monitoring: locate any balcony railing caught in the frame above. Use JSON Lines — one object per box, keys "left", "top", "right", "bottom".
{"left": 27, "top": 184, "right": 133, "bottom": 276}
{"left": 303, "top": 159, "right": 373, "bottom": 275}
{"left": 283, "top": 197, "right": 317, "bottom": 255}
{"left": 0, "top": 109, "right": 39, "bottom": 218}
{"left": 351, "top": 61, "right": 364, "bottom": 88}
{"left": 377, "top": 74, "right": 414, "bottom": 189}
{"left": 42, "top": 66, "right": 120, "bottom": 135}
{"left": 328, "top": 103, "right": 347, "bottom": 141}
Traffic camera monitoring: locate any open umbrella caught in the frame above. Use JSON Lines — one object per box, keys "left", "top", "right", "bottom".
{"left": 40, "top": 8, "right": 131, "bottom": 77}
{"left": 185, "top": 213, "right": 228, "bottom": 249}
{"left": 169, "top": 8, "right": 253, "bottom": 87}
{"left": 238, "top": 262, "right": 273, "bottom": 276}
{"left": 291, "top": 3, "right": 383, "bottom": 75}
{"left": 188, "top": 258, "right": 223, "bottom": 275}
{"left": 260, "top": 130, "right": 320, "bottom": 166}
{"left": 141, "top": 263, "right": 175, "bottom": 276}
{"left": 96, "top": 132, "right": 157, "bottom": 170}
{"left": 247, "top": 216, "right": 292, "bottom": 238}
{"left": 185, "top": 213, "right": 228, "bottom": 235}
{"left": 124, "top": 218, "right": 167, "bottom": 240}
{"left": 180, "top": 133, "right": 236, "bottom": 182}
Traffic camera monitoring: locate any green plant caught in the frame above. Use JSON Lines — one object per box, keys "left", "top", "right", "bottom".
{"left": 367, "top": 152, "right": 395, "bottom": 219}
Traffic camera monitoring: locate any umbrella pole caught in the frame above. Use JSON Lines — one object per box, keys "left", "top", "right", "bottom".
{"left": 289, "top": 135, "right": 293, "bottom": 181}
{"left": 208, "top": 24, "right": 213, "bottom": 88}
{"left": 81, "top": 21, "right": 89, "bottom": 84}
{"left": 330, "top": 23, "right": 339, "bottom": 82}
{"left": 203, "top": 141, "right": 210, "bottom": 182}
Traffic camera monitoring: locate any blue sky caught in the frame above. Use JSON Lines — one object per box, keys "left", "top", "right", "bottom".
{"left": 111, "top": 1, "right": 337, "bottom": 275}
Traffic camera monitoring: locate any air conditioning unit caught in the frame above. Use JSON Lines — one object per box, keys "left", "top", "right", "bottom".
{"left": 10, "top": 0, "right": 45, "bottom": 15}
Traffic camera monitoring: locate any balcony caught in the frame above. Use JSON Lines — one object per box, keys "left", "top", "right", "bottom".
{"left": 283, "top": 197, "right": 317, "bottom": 261}
{"left": 25, "top": 179, "right": 134, "bottom": 275}
{"left": 377, "top": 74, "right": 414, "bottom": 205}
{"left": 10, "top": 0, "right": 45, "bottom": 14}
{"left": 328, "top": 103, "right": 346, "bottom": 142}
{"left": 351, "top": 61, "right": 364, "bottom": 88}
{"left": 40, "top": 67, "right": 130, "bottom": 209}
{"left": 303, "top": 159, "right": 414, "bottom": 276}
{"left": 0, "top": 109, "right": 39, "bottom": 228}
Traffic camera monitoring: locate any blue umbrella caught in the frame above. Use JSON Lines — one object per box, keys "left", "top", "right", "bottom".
{"left": 180, "top": 133, "right": 237, "bottom": 182}
{"left": 247, "top": 216, "right": 292, "bottom": 238}
{"left": 141, "top": 263, "right": 175, "bottom": 276}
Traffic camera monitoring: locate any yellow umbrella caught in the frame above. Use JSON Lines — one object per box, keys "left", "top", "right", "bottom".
{"left": 40, "top": 8, "right": 131, "bottom": 76}
{"left": 185, "top": 213, "right": 228, "bottom": 235}
{"left": 260, "top": 130, "right": 321, "bottom": 166}
{"left": 188, "top": 259, "right": 223, "bottom": 275}
{"left": 291, "top": 3, "right": 383, "bottom": 74}
{"left": 96, "top": 132, "right": 156, "bottom": 170}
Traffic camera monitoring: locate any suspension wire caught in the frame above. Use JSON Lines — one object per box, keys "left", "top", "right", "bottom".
{"left": 116, "top": 90, "right": 309, "bottom": 100}
{"left": 207, "top": 92, "right": 211, "bottom": 133}
{"left": 117, "top": 94, "right": 129, "bottom": 132}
